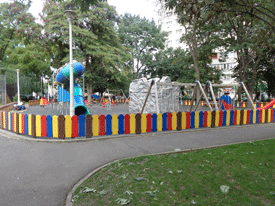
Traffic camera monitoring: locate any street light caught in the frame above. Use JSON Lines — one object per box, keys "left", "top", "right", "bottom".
{"left": 64, "top": 10, "right": 77, "bottom": 116}
{"left": 16, "top": 69, "right": 20, "bottom": 105}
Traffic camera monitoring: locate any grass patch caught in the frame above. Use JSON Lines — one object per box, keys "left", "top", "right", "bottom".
{"left": 72, "top": 139, "right": 275, "bottom": 205}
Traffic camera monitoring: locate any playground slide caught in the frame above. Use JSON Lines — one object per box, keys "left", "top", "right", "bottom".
{"left": 56, "top": 62, "right": 90, "bottom": 116}
{"left": 258, "top": 99, "right": 275, "bottom": 110}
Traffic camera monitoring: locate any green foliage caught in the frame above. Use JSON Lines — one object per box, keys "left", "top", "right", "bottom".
{"left": 52, "top": 0, "right": 106, "bottom": 12}
{"left": 118, "top": 13, "right": 168, "bottom": 77}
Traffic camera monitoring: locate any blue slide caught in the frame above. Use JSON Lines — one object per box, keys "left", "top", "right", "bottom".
{"left": 56, "top": 62, "right": 90, "bottom": 116}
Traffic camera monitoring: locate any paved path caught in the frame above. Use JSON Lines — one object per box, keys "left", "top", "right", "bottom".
{"left": 0, "top": 123, "right": 275, "bottom": 206}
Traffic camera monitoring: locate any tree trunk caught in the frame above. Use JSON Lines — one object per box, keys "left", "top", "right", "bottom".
{"left": 87, "top": 84, "right": 92, "bottom": 105}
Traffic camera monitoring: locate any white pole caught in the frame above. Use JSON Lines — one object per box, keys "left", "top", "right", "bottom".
{"left": 52, "top": 72, "right": 54, "bottom": 100}
{"left": 83, "top": 73, "right": 85, "bottom": 93}
{"left": 69, "top": 18, "right": 75, "bottom": 116}
{"left": 155, "top": 80, "right": 159, "bottom": 114}
{"left": 16, "top": 69, "right": 20, "bottom": 105}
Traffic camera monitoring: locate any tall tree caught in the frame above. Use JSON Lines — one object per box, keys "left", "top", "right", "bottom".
{"left": 118, "top": 13, "right": 168, "bottom": 77}
{"left": 41, "top": 1, "right": 131, "bottom": 102}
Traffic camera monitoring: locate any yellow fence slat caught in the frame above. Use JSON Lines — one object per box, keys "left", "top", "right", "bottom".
{"left": 28, "top": 114, "right": 32, "bottom": 136}
{"left": 253, "top": 109, "right": 256, "bottom": 124}
{"left": 3, "top": 112, "right": 5, "bottom": 129}
{"left": 65, "top": 115, "right": 72, "bottom": 138}
{"left": 93, "top": 115, "right": 99, "bottom": 136}
{"left": 36, "top": 115, "right": 41, "bottom": 137}
{"left": 172, "top": 112, "right": 177, "bottom": 130}
{"left": 215, "top": 111, "right": 219, "bottom": 127}
{"left": 141, "top": 114, "right": 146, "bottom": 133}
{"left": 182, "top": 112, "right": 186, "bottom": 129}
{"left": 14, "top": 113, "right": 16, "bottom": 132}
{"left": 243, "top": 110, "right": 247, "bottom": 125}
{"left": 157, "top": 113, "right": 162, "bottom": 132}
{"left": 130, "top": 114, "right": 135, "bottom": 134}
{"left": 226, "top": 110, "right": 230, "bottom": 126}
{"left": 195, "top": 111, "right": 199, "bottom": 128}
{"left": 207, "top": 111, "right": 211, "bottom": 127}
{"left": 262, "top": 109, "right": 265, "bottom": 123}
{"left": 112, "top": 114, "right": 118, "bottom": 135}
{"left": 268, "top": 109, "right": 271, "bottom": 123}
{"left": 52, "top": 115, "right": 58, "bottom": 138}
{"left": 19, "top": 114, "right": 22, "bottom": 133}
{"left": 237, "top": 110, "right": 240, "bottom": 125}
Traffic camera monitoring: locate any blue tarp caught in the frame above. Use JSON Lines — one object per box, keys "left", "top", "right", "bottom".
{"left": 92, "top": 94, "right": 100, "bottom": 99}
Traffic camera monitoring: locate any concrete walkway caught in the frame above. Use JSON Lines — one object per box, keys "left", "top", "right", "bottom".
{"left": 0, "top": 123, "right": 275, "bottom": 206}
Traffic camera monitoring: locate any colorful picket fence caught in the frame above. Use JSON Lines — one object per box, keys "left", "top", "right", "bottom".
{"left": 0, "top": 108, "right": 274, "bottom": 139}
{"left": 179, "top": 100, "right": 275, "bottom": 109}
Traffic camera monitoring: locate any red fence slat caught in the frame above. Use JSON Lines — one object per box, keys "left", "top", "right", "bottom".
{"left": 72, "top": 115, "right": 79, "bottom": 138}
{"left": 147, "top": 114, "right": 152, "bottom": 133}
{"left": 124, "top": 114, "right": 130, "bottom": 134}
{"left": 167, "top": 113, "right": 172, "bottom": 131}
{"left": 41, "top": 115, "right": 47, "bottom": 137}
{"left": 99, "top": 115, "right": 106, "bottom": 136}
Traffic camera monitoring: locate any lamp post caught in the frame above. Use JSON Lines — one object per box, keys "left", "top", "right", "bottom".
{"left": 64, "top": 10, "right": 77, "bottom": 117}
{"left": 16, "top": 69, "right": 20, "bottom": 105}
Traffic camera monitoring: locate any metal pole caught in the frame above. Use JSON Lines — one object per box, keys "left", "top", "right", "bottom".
{"left": 141, "top": 80, "right": 154, "bottom": 114}
{"left": 155, "top": 80, "right": 159, "bottom": 114}
{"left": 208, "top": 82, "right": 219, "bottom": 110}
{"left": 83, "top": 73, "right": 85, "bottom": 94}
{"left": 69, "top": 18, "right": 75, "bottom": 116}
{"left": 16, "top": 69, "right": 20, "bottom": 105}
{"left": 241, "top": 82, "right": 256, "bottom": 109}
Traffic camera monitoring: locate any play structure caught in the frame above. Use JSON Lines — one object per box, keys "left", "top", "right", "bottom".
{"left": 55, "top": 62, "right": 90, "bottom": 116}
{"left": 129, "top": 76, "right": 180, "bottom": 114}
{"left": 129, "top": 77, "right": 275, "bottom": 114}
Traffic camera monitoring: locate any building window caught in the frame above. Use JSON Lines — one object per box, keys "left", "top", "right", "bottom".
{"left": 166, "top": 12, "right": 172, "bottom": 17}
{"left": 168, "top": 31, "right": 172, "bottom": 36}
{"left": 166, "top": 21, "right": 172, "bottom": 27}
{"left": 176, "top": 29, "right": 182, "bottom": 34}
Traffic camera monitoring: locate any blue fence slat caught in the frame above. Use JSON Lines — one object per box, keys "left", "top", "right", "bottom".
{"left": 118, "top": 114, "right": 124, "bottom": 134}
{"left": 162, "top": 113, "right": 167, "bottom": 131}
{"left": 10, "top": 113, "right": 13, "bottom": 131}
{"left": 235, "top": 102, "right": 237, "bottom": 108}
{"left": 191, "top": 111, "right": 195, "bottom": 129}
{"left": 256, "top": 110, "right": 259, "bottom": 123}
{"left": 47, "top": 115, "right": 52, "bottom": 137}
{"left": 79, "top": 115, "right": 85, "bottom": 137}
{"left": 199, "top": 111, "right": 203, "bottom": 128}
{"left": 274, "top": 109, "right": 275, "bottom": 122}
{"left": 250, "top": 109, "right": 253, "bottom": 124}
{"left": 230, "top": 110, "right": 234, "bottom": 125}
{"left": 25, "top": 114, "right": 28, "bottom": 135}
{"left": 223, "top": 111, "right": 227, "bottom": 126}
{"left": 152, "top": 113, "right": 157, "bottom": 132}
{"left": 106, "top": 115, "right": 112, "bottom": 135}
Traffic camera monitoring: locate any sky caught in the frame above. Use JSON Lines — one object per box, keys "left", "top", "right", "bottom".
{"left": 0, "top": 0, "right": 159, "bottom": 22}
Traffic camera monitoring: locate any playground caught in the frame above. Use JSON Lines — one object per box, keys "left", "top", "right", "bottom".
{"left": 2, "top": 62, "right": 275, "bottom": 139}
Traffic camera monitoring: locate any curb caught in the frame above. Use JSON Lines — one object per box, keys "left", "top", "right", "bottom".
{"left": 0, "top": 123, "right": 268, "bottom": 143}
{"left": 65, "top": 137, "right": 274, "bottom": 206}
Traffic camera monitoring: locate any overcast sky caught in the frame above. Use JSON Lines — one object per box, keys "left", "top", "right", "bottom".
{"left": 0, "top": 0, "right": 158, "bottom": 21}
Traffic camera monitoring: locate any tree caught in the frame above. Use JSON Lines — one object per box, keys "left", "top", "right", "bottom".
{"left": 0, "top": 1, "right": 45, "bottom": 94}
{"left": 142, "top": 47, "right": 221, "bottom": 84}
{"left": 53, "top": 0, "right": 106, "bottom": 11}
{"left": 41, "top": 1, "right": 131, "bottom": 102}
{"left": 118, "top": 13, "right": 168, "bottom": 77}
